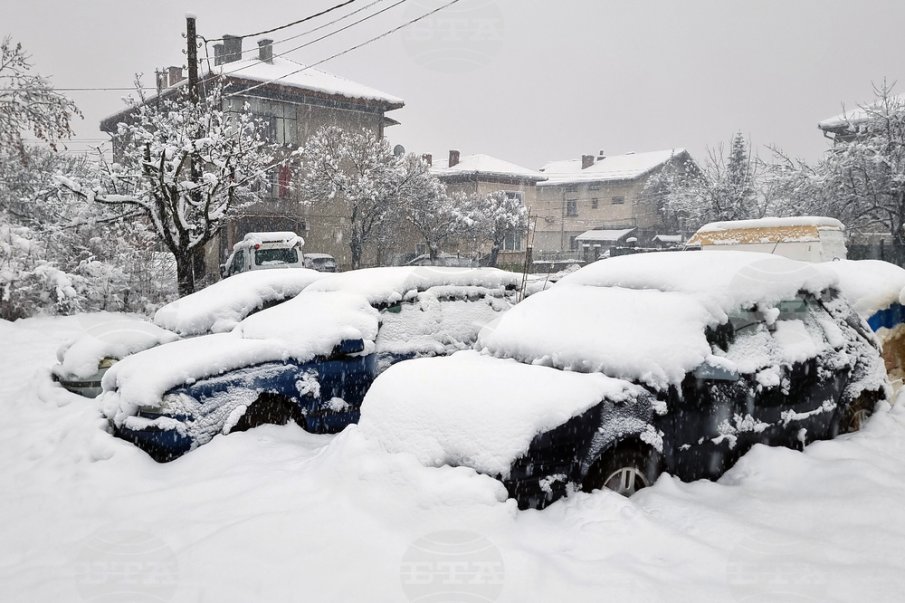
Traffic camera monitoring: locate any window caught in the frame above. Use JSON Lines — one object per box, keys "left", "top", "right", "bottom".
{"left": 565, "top": 184, "right": 578, "bottom": 193}
{"left": 254, "top": 247, "right": 299, "bottom": 266}
{"left": 504, "top": 190, "right": 524, "bottom": 202}
{"left": 589, "top": 182, "right": 601, "bottom": 191}
{"left": 611, "top": 196, "right": 625, "bottom": 205}
{"left": 569, "top": 235, "right": 578, "bottom": 251}
{"left": 566, "top": 200, "right": 578, "bottom": 217}
{"left": 227, "top": 97, "right": 298, "bottom": 146}
{"left": 591, "top": 198, "right": 599, "bottom": 209}
{"left": 278, "top": 164, "right": 292, "bottom": 200}
{"left": 229, "top": 250, "right": 245, "bottom": 275}
{"left": 503, "top": 230, "right": 522, "bottom": 251}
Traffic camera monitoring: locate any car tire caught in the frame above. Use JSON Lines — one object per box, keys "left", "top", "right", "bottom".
{"left": 582, "top": 441, "right": 662, "bottom": 497}
{"left": 838, "top": 393, "right": 877, "bottom": 434}
{"left": 231, "top": 394, "right": 302, "bottom": 432}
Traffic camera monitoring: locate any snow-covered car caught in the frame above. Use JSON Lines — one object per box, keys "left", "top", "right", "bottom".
{"left": 52, "top": 269, "right": 326, "bottom": 397}
{"left": 821, "top": 259, "right": 905, "bottom": 387}
{"left": 101, "top": 267, "right": 521, "bottom": 461}
{"left": 303, "top": 253, "right": 338, "bottom": 273}
{"left": 222, "top": 231, "right": 305, "bottom": 277}
{"left": 358, "top": 251, "right": 888, "bottom": 510}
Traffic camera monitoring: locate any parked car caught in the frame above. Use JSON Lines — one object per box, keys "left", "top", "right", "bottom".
{"left": 303, "top": 253, "right": 338, "bottom": 273}
{"left": 101, "top": 267, "right": 521, "bottom": 461}
{"left": 821, "top": 259, "right": 905, "bottom": 389}
{"left": 358, "top": 251, "right": 887, "bottom": 510}
{"left": 221, "top": 231, "right": 305, "bottom": 277}
{"left": 52, "top": 269, "right": 326, "bottom": 397}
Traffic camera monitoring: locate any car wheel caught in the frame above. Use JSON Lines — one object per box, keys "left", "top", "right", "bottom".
{"left": 839, "top": 395, "right": 876, "bottom": 434}
{"left": 231, "top": 394, "right": 301, "bottom": 432}
{"left": 583, "top": 442, "right": 662, "bottom": 497}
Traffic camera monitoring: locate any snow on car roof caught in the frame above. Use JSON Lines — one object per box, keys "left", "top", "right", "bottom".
{"left": 153, "top": 268, "right": 327, "bottom": 336}
{"left": 694, "top": 216, "right": 844, "bottom": 233}
{"left": 359, "top": 351, "right": 644, "bottom": 478}
{"left": 305, "top": 267, "right": 521, "bottom": 305}
{"left": 821, "top": 260, "right": 905, "bottom": 318}
{"left": 55, "top": 317, "right": 179, "bottom": 380}
{"left": 104, "top": 292, "right": 379, "bottom": 409}
{"left": 559, "top": 251, "right": 837, "bottom": 310}
{"left": 478, "top": 251, "right": 839, "bottom": 389}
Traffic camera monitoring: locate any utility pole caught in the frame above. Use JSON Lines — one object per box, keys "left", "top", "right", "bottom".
{"left": 186, "top": 14, "right": 205, "bottom": 284}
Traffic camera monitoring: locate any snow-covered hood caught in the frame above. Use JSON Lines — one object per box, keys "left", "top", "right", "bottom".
{"left": 153, "top": 268, "right": 327, "bottom": 336}
{"left": 54, "top": 317, "right": 179, "bottom": 380}
{"left": 103, "top": 291, "right": 378, "bottom": 409}
{"left": 359, "top": 351, "right": 645, "bottom": 478}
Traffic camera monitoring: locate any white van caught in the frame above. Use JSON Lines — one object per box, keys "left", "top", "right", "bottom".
{"left": 687, "top": 216, "right": 847, "bottom": 262}
{"left": 222, "top": 232, "right": 305, "bottom": 277}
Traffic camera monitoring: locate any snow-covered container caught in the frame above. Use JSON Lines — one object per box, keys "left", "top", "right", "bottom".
{"left": 687, "top": 216, "right": 847, "bottom": 262}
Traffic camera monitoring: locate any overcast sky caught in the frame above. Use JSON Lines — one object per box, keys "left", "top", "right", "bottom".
{"left": 5, "top": 0, "right": 905, "bottom": 169}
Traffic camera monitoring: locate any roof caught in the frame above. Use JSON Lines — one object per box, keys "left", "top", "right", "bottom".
{"left": 538, "top": 149, "right": 687, "bottom": 186}
{"left": 575, "top": 228, "right": 636, "bottom": 243}
{"left": 819, "top": 94, "right": 905, "bottom": 132}
{"left": 209, "top": 57, "right": 404, "bottom": 108}
{"left": 652, "top": 234, "right": 684, "bottom": 243}
{"left": 431, "top": 154, "right": 546, "bottom": 182}
{"left": 689, "top": 217, "right": 844, "bottom": 246}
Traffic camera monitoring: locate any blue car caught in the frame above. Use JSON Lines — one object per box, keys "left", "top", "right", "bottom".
{"left": 100, "top": 267, "right": 520, "bottom": 461}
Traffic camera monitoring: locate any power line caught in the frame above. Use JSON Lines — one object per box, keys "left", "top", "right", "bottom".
{"left": 221, "top": 0, "right": 389, "bottom": 58}
{"left": 203, "top": 0, "right": 409, "bottom": 87}
{"left": 204, "top": 0, "right": 360, "bottom": 42}
{"left": 226, "top": 0, "right": 462, "bottom": 99}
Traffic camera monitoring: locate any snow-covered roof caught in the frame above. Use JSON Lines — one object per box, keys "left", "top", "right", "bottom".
{"left": 819, "top": 94, "right": 905, "bottom": 131}
{"left": 431, "top": 154, "right": 546, "bottom": 182}
{"left": 153, "top": 268, "right": 327, "bottom": 336}
{"left": 305, "top": 266, "right": 520, "bottom": 305}
{"left": 477, "top": 251, "right": 839, "bottom": 390}
{"left": 575, "top": 228, "right": 636, "bottom": 243}
{"left": 209, "top": 57, "right": 404, "bottom": 107}
{"left": 538, "top": 149, "right": 686, "bottom": 186}
{"left": 652, "top": 234, "right": 684, "bottom": 243}
{"left": 695, "top": 216, "right": 844, "bottom": 233}
{"left": 359, "top": 351, "right": 645, "bottom": 478}
{"left": 821, "top": 260, "right": 905, "bottom": 319}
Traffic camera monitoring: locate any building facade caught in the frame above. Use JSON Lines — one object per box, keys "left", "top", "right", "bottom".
{"left": 100, "top": 35, "right": 404, "bottom": 276}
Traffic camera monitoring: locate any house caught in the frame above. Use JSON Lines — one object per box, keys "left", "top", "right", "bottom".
{"left": 427, "top": 150, "right": 546, "bottom": 265}
{"left": 532, "top": 148, "right": 693, "bottom": 258}
{"left": 100, "top": 35, "right": 404, "bottom": 275}
{"left": 818, "top": 94, "right": 905, "bottom": 142}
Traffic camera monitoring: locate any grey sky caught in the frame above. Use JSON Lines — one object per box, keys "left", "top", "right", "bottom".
{"left": 4, "top": 0, "right": 905, "bottom": 169}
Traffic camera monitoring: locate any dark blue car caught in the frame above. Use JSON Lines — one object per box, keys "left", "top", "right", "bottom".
{"left": 100, "top": 267, "right": 519, "bottom": 461}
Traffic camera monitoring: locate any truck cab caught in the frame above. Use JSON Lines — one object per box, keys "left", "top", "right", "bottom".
{"left": 222, "top": 232, "right": 304, "bottom": 278}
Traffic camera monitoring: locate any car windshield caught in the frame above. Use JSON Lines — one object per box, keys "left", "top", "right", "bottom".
{"left": 255, "top": 247, "right": 298, "bottom": 266}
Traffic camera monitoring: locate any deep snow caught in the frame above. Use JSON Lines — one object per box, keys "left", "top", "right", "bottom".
{"left": 3, "top": 314, "right": 905, "bottom": 602}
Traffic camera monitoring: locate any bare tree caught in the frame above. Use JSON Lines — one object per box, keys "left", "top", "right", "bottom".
{"left": 0, "top": 36, "right": 81, "bottom": 153}
{"left": 457, "top": 190, "right": 528, "bottom": 267}
{"left": 56, "top": 80, "right": 272, "bottom": 295}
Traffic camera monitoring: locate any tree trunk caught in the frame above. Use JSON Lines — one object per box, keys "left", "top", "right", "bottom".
{"left": 175, "top": 252, "right": 195, "bottom": 297}
{"left": 487, "top": 243, "right": 500, "bottom": 268}
{"left": 428, "top": 241, "right": 439, "bottom": 263}
{"left": 350, "top": 239, "right": 362, "bottom": 270}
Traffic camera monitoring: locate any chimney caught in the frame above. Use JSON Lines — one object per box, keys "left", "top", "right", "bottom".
{"left": 222, "top": 34, "right": 242, "bottom": 64}
{"left": 213, "top": 44, "right": 224, "bottom": 66}
{"left": 258, "top": 38, "right": 274, "bottom": 63}
{"left": 598, "top": 149, "right": 606, "bottom": 160}
{"left": 449, "top": 149, "right": 460, "bottom": 167}
{"left": 581, "top": 154, "right": 595, "bottom": 169}
{"left": 166, "top": 66, "right": 183, "bottom": 87}
{"left": 422, "top": 153, "right": 433, "bottom": 167}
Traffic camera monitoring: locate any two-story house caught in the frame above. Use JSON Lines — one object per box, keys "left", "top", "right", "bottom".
{"left": 532, "top": 148, "right": 692, "bottom": 259}
{"left": 101, "top": 35, "right": 404, "bottom": 275}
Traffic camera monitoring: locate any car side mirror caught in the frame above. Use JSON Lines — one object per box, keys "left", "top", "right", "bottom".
{"left": 693, "top": 357, "right": 739, "bottom": 381}
{"left": 333, "top": 338, "right": 365, "bottom": 356}
{"left": 220, "top": 264, "right": 228, "bottom": 278}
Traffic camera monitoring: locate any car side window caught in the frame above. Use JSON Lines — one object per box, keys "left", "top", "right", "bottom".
{"left": 231, "top": 250, "right": 245, "bottom": 274}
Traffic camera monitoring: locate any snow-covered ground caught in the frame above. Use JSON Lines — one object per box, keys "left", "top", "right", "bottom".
{"left": 3, "top": 314, "right": 905, "bottom": 602}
